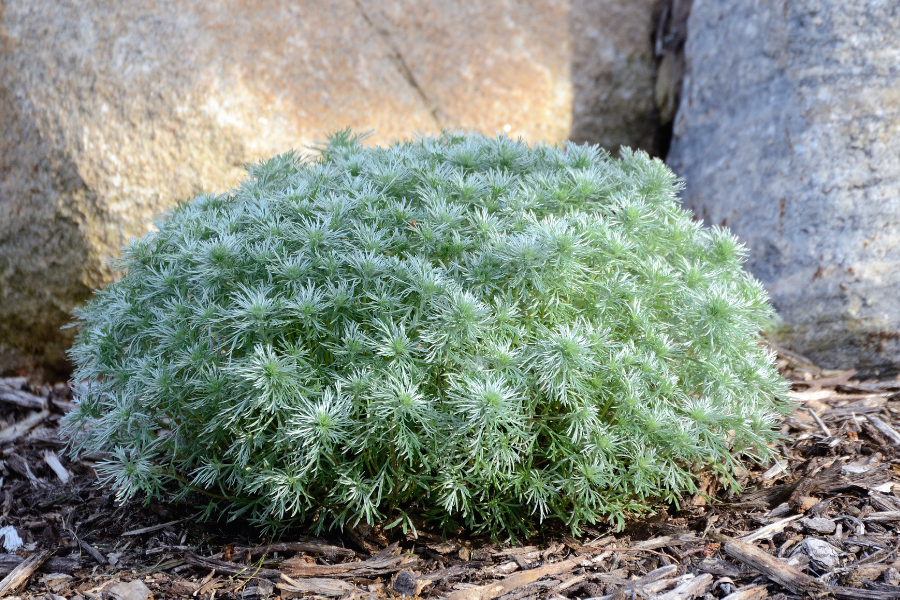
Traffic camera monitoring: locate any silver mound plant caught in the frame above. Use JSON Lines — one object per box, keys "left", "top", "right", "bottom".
{"left": 65, "top": 131, "right": 789, "bottom": 537}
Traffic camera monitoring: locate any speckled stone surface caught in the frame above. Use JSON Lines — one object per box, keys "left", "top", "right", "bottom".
{"left": 668, "top": 0, "right": 900, "bottom": 373}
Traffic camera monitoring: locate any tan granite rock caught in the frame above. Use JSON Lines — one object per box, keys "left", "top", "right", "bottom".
{"left": 0, "top": 0, "right": 662, "bottom": 377}
{"left": 667, "top": 0, "right": 900, "bottom": 374}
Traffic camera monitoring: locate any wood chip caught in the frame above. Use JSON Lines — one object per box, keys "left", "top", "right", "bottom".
{"left": 0, "top": 549, "right": 51, "bottom": 596}
{"left": 51, "top": 398, "right": 79, "bottom": 413}
{"left": 427, "top": 541, "right": 459, "bottom": 554}
{"left": 583, "top": 536, "right": 617, "bottom": 548}
{"left": 867, "top": 416, "right": 900, "bottom": 446}
{"left": 865, "top": 511, "right": 900, "bottom": 521}
{"left": 495, "top": 546, "right": 539, "bottom": 556}
{"left": 0, "top": 377, "right": 28, "bottom": 389}
{"left": 830, "top": 587, "right": 900, "bottom": 600}
{"left": 656, "top": 573, "right": 713, "bottom": 600}
{"left": 761, "top": 459, "right": 788, "bottom": 481}
{"left": 787, "top": 390, "right": 836, "bottom": 402}
{"left": 631, "top": 564, "right": 679, "bottom": 588}
{"left": 482, "top": 561, "right": 520, "bottom": 577}
{"left": 0, "top": 382, "right": 77, "bottom": 413}
{"left": 794, "top": 370, "right": 857, "bottom": 392}
{"left": 738, "top": 514, "right": 803, "bottom": 542}
{"left": 632, "top": 536, "right": 681, "bottom": 550}
{"left": 554, "top": 574, "right": 586, "bottom": 591}
{"left": 4, "top": 454, "right": 37, "bottom": 481}
{"left": 825, "top": 405, "right": 887, "bottom": 418}
{"left": 278, "top": 573, "right": 355, "bottom": 597}
{"left": 0, "top": 410, "right": 49, "bottom": 444}
{"left": 419, "top": 563, "right": 471, "bottom": 582}
{"left": 846, "top": 565, "right": 891, "bottom": 586}
{"left": 495, "top": 580, "right": 557, "bottom": 600}
{"left": 196, "top": 570, "right": 220, "bottom": 596}
{"left": 697, "top": 558, "right": 750, "bottom": 578}
{"left": 0, "top": 553, "right": 81, "bottom": 577}
{"left": 721, "top": 584, "right": 769, "bottom": 600}
{"left": 42, "top": 450, "right": 70, "bottom": 484}
{"left": 587, "top": 566, "right": 680, "bottom": 598}
{"left": 169, "top": 580, "right": 199, "bottom": 595}
{"left": 446, "top": 557, "right": 582, "bottom": 600}
{"left": 0, "top": 385, "right": 46, "bottom": 411}
{"left": 78, "top": 538, "right": 107, "bottom": 565}
{"left": 643, "top": 574, "right": 690, "bottom": 594}
{"left": 718, "top": 536, "right": 825, "bottom": 595}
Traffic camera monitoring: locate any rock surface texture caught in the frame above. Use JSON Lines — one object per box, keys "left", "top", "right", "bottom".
{"left": 668, "top": 0, "right": 900, "bottom": 373}
{"left": 0, "top": 0, "right": 661, "bottom": 377}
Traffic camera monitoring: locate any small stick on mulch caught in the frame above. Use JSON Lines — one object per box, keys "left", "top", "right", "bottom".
{"left": 77, "top": 538, "right": 107, "bottom": 565}
{"left": 185, "top": 553, "right": 283, "bottom": 580}
{"left": 121, "top": 515, "right": 198, "bottom": 536}
{"left": 232, "top": 541, "right": 355, "bottom": 561}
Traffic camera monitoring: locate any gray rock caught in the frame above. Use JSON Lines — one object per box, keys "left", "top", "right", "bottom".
{"left": 241, "top": 578, "right": 274, "bottom": 599}
{"left": 106, "top": 580, "right": 152, "bottom": 600}
{"left": 799, "top": 517, "right": 836, "bottom": 535}
{"left": 667, "top": 0, "right": 900, "bottom": 373}
{"left": 393, "top": 570, "right": 420, "bottom": 597}
{"left": 0, "top": 0, "right": 662, "bottom": 377}
{"left": 801, "top": 538, "right": 841, "bottom": 572}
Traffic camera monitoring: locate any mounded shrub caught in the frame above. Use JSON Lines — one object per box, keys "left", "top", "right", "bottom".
{"left": 65, "top": 131, "right": 789, "bottom": 537}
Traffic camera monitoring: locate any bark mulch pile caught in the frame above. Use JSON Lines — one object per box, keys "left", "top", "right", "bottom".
{"left": 1, "top": 346, "right": 899, "bottom": 600}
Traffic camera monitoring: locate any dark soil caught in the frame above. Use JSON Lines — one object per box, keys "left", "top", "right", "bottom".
{"left": 1, "top": 347, "right": 899, "bottom": 600}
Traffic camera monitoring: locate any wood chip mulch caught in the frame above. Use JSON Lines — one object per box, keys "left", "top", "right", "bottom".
{"left": 1, "top": 346, "right": 899, "bottom": 600}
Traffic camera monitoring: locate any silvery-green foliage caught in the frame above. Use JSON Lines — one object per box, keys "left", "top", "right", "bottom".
{"left": 64, "top": 131, "right": 789, "bottom": 537}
